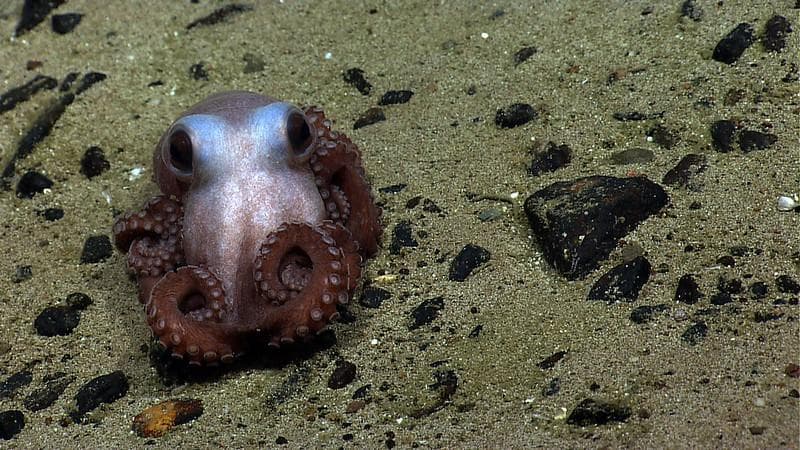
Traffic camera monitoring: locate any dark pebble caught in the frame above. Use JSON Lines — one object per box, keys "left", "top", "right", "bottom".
{"left": 681, "top": 321, "right": 708, "bottom": 345}
{"left": 352, "top": 384, "right": 371, "bottom": 399}
{"left": 80, "top": 146, "right": 110, "bottom": 179}
{"left": 80, "top": 235, "right": 113, "bottom": 263}
{"left": 276, "top": 436, "right": 289, "bottom": 445}
{"left": 71, "top": 371, "right": 129, "bottom": 422}
{"left": 0, "top": 75, "right": 57, "bottom": 114}
{"left": 566, "top": 398, "right": 631, "bottom": 426}
{"left": 750, "top": 281, "right": 769, "bottom": 299}
{"left": 74, "top": 72, "right": 106, "bottom": 95}
{"left": 389, "top": 220, "right": 417, "bottom": 255}
{"left": 630, "top": 304, "right": 669, "bottom": 324}
{"left": 587, "top": 256, "right": 651, "bottom": 303}
{"left": 328, "top": 360, "right": 357, "bottom": 389}
{"left": 186, "top": 3, "right": 252, "bottom": 29}
{"left": 353, "top": 107, "right": 385, "bottom": 129}
{"left": 647, "top": 124, "right": 680, "bottom": 149}
{"left": 378, "top": 183, "right": 406, "bottom": 194}
{"left": 612, "top": 111, "right": 663, "bottom": 121}
{"left": 710, "top": 292, "right": 732, "bottom": 305}
{"left": 467, "top": 324, "right": 482, "bottom": 338}
{"left": 378, "top": 90, "right": 414, "bottom": 106}
{"left": 513, "top": 46, "right": 537, "bottom": 65}
{"left": 710, "top": 119, "right": 737, "bottom": 152}
{"left": 66, "top": 292, "right": 93, "bottom": 310}
{"left": 12, "top": 265, "right": 32, "bottom": 283}
{"left": 680, "top": 0, "right": 703, "bottom": 21}
{"left": 763, "top": 15, "right": 792, "bottom": 52}
{"left": 662, "top": 154, "right": 707, "bottom": 188}
{"left": 717, "top": 276, "right": 743, "bottom": 295}
{"left": 189, "top": 63, "right": 209, "bottom": 81}
{"left": 528, "top": 142, "right": 571, "bottom": 176}
{"left": 0, "top": 410, "right": 24, "bottom": 440}
{"left": 16, "top": 170, "right": 53, "bottom": 198}
{"left": 0, "top": 370, "right": 33, "bottom": 399}
{"left": 675, "top": 274, "right": 703, "bottom": 304}
{"left": 39, "top": 207, "right": 64, "bottom": 221}
{"left": 342, "top": 68, "right": 372, "bottom": 95}
{"left": 739, "top": 130, "right": 777, "bottom": 152}
{"left": 14, "top": 0, "right": 66, "bottom": 36}
{"left": 59, "top": 72, "right": 80, "bottom": 91}
{"left": 712, "top": 23, "right": 755, "bottom": 64}
{"left": 524, "top": 176, "right": 668, "bottom": 280}
{"left": 34, "top": 305, "right": 80, "bottom": 336}
{"left": 495, "top": 103, "right": 536, "bottom": 128}
{"left": 51, "top": 13, "right": 83, "bottom": 34}
{"left": 408, "top": 296, "right": 445, "bottom": 330}
{"left": 359, "top": 286, "right": 391, "bottom": 308}
{"left": 776, "top": 275, "right": 800, "bottom": 294}
{"left": 609, "top": 147, "right": 654, "bottom": 165}
{"left": 448, "top": 244, "right": 490, "bottom": 282}
{"left": 23, "top": 373, "right": 73, "bottom": 411}
{"left": 537, "top": 350, "right": 567, "bottom": 370}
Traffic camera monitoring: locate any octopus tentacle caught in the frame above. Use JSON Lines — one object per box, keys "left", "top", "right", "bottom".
{"left": 145, "top": 266, "right": 240, "bottom": 366}
{"left": 112, "top": 195, "right": 184, "bottom": 280}
{"left": 304, "top": 106, "right": 382, "bottom": 256}
{"left": 253, "top": 222, "right": 355, "bottom": 346}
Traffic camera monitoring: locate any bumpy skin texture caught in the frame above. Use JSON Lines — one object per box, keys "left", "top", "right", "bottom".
{"left": 113, "top": 91, "right": 381, "bottom": 366}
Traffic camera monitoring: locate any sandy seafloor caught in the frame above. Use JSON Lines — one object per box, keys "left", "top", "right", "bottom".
{"left": 0, "top": 0, "right": 798, "bottom": 448}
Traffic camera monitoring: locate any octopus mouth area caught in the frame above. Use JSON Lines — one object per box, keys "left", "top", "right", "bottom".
{"left": 179, "top": 291, "right": 212, "bottom": 321}
{"left": 278, "top": 248, "right": 313, "bottom": 298}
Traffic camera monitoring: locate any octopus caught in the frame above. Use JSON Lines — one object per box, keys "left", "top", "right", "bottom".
{"left": 113, "top": 91, "right": 382, "bottom": 366}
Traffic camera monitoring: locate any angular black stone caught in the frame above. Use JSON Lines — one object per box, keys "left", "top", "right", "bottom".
{"left": 448, "top": 244, "right": 490, "bottom": 282}
{"left": 739, "top": 130, "right": 777, "bottom": 152}
{"left": 566, "top": 398, "right": 631, "bottom": 426}
{"left": 14, "top": 0, "right": 66, "bottom": 36}
{"left": 0, "top": 410, "right": 24, "bottom": 440}
{"left": 71, "top": 371, "right": 129, "bottom": 421}
{"left": 0, "top": 370, "right": 33, "bottom": 400}
{"left": 681, "top": 321, "right": 708, "bottom": 345}
{"left": 353, "top": 107, "right": 385, "bottom": 129}
{"left": 763, "top": 15, "right": 792, "bottom": 52}
{"left": 79, "top": 146, "right": 110, "bottom": 179}
{"left": 378, "top": 90, "right": 414, "bottom": 105}
{"left": 23, "top": 374, "right": 73, "bottom": 412}
{"left": 662, "top": 154, "right": 706, "bottom": 188}
{"left": 529, "top": 142, "right": 571, "bottom": 176}
{"left": 710, "top": 120, "right": 737, "bottom": 152}
{"left": 40, "top": 207, "right": 64, "bottom": 221}
{"left": 712, "top": 23, "right": 755, "bottom": 64}
{"left": 34, "top": 305, "right": 80, "bottom": 336}
{"left": 675, "top": 274, "right": 703, "bottom": 304}
{"left": 327, "top": 360, "right": 357, "bottom": 389}
{"left": 513, "top": 46, "right": 537, "bottom": 65}
{"left": 409, "top": 297, "right": 444, "bottom": 330}
{"left": 776, "top": 275, "right": 800, "bottom": 294}
{"left": 359, "top": 286, "right": 391, "bottom": 309}
{"left": 587, "top": 256, "right": 651, "bottom": 303}
{"left": 51, "top": 13, "right": 83, "bottom": 34}
{"left": 630, "top": 304, "right": 669, "bottom": 324}
{"left": 0, "top": 75, "right": 57, "bottom": 114}
{"left": 524, "top": 176, "right": 668, "bottom": 280}
{"left": 389, "top": 220, "right": 417, "bottom": 255}
{"left": 342, "top": 68, "right": 372, "bottom": 95}
{"left": 79, "top": 235, "right": 113, "bottom": 263}
{"left": 16, "top": 171, "right": 53, "bottom": 198}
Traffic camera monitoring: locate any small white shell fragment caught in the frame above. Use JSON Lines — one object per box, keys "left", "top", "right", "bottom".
{"left": 777, "top": 195, "right": 798, "bottom": 211}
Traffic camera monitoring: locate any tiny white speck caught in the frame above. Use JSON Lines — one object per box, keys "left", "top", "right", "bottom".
{"left": 646, "top": 136, "right": 653, "bottom": 142}
{"left": 777, "top": 195, "right": 798, "bottom": 211}
{"left": 370, "top": 338, "right": 379, "bottom": 345}
{"left": 128, "top": 167, "right": 145, "bottom": 181}
{"left": 481, "top": 32, "right": 489, "bottom": 39}
{"left": 510, "top": 192, "right": 519, "bottom": 199}
{"left": 396, "top": 417, "right": 404, "bottom": 424}
{"left": 101, "top": 191, "right": 112, "bottom": 205}
{"left": 324, "top": 52, "right": 333, "bottom": 60}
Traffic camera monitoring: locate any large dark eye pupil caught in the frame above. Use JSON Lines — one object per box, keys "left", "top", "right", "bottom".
{"left": 169, "top": 130, "right": 193, "bottom": 173}
{"left": 286, "top": 112, "right": 312, "bottom": 155}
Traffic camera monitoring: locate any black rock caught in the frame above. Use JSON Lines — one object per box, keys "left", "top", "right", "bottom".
{"left": 79, "top": 146, "right": 110, "bottom": 179}
{"left": 675, "top": 274, "right": 703, "bottom": 304}
{"left": 0, "top": 410, "right": 24, "bottom": 440}
{"left": 327, "top": 360, "right": 357, "bottom": 389}
{"left": 71, "top": 371, "right": 129, "bottom": 422}
{"left": 34, "top": 305, "right": 80, "bottom": 336}
{"left": 776, "top": 275, "right": 800, "bottom": 294}
{"left": 66, "top": 292, "right": 93, "bottom": 310}
{"left": 630, "top": 304, "right": 669, "bottom": 324}
{"left": 712, "top": 23, "right": 755, "bottom": 64}
{"left": 749, "top": 281, "right": 769, "bottom": 299}
{"left": 74, "top": 72, "right": 107, "bottom": 95}
{"left": 662, "top": 154, "right": 707, "bottom": 188}
{"left": 353, "top": 107, "right": 385, "bottom": 129}
{"left": 448, "top": 244, "right": 490, "bottom": 282}
{"left": 389, "top": 220, "right": 417, "bottom": 255}
{"left": 16, "top": 170, "right": 53, "bottom": 198}
{"left": 409, "top": 296, "right": 445, "bottom": 330}
{"left": 566, "top": 398, "right": 631, "bottom": 426}
{"left": 14, "top": 0, "right": 66, "bottom": 36}
{"left": 739, "top": 130, "right": 777, "bottom": 152}
{"left": 79, "top": 235, "right": 113, "bottom": 263}
{"left": 681, "top": 321, "right": 708, "bottom": 345}
{"left": 40, "top": 207, "right": 64, "bottom": 221}
{"left": 587, "top": 256, "right": 651, "bottom": 303}
{"left": 763, "top": 15, "right": 792, "bottom": 52}
{"left": 51, "top": 13, "right": 83, "bottom": 34}
{"left": 528, "top": 142, "right": 571, "bottom": 176}
{"left": 23, "top": 373, "right": 73, "bottom": 412}
{"left": 342, "top": 68, "right": 372, "bottom": 95}
{"left": 710, "top": 292, "right": 732, "bottom": 305}
{"left": 513, "top": 46, "right": 537, "bottom": 65}
{"left": 537, "top": 350, "right": 567, "bottom": 370}
{"left": 378, "top": 90, "right": 414, "bottom": 105}
{"left": 189, "top": 63, "right": 209, "bottom": 81}
{"left": 359, "top": 286, "right": 391, "bottom": 308}
{"left": 524, "top": 176, "right": 668, "bottom": 280}
{"left": 0, "top": 75, "right": 57, "bottom": 114}
{"left": 710, "top": 120, "right": 737, "bottom": 152}
{"left": 495, "top": 103, "right": 536, "bottom": 128}
{"left": 0, "top": 370, "right": 33, "bottom": 400}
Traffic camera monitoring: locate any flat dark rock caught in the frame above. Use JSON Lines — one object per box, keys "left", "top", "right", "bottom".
{"left": 524, "top": 176, "right": 668, "bottom": 280}
{"left": 587, "top": 255, "right": 651, "bottom": 303}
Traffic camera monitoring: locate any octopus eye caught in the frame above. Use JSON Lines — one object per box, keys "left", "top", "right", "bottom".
{"left": 168, "top": 130, "right": 193, "bottom": 174}
{"left": 286, "top": 111, "right": 313, "bottom": 158}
